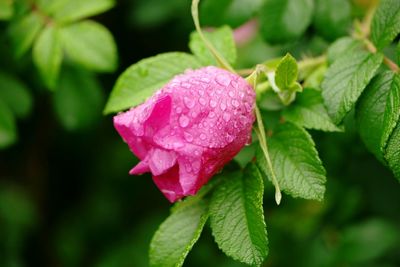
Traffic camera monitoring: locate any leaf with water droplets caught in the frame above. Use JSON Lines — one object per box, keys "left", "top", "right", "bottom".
{"left": 104, "top": 53, "right": 201, "bottom": 114}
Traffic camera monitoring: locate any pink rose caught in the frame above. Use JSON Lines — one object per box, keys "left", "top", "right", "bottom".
{"left": 114, "top": 66, "right": 255, "bottom": 202}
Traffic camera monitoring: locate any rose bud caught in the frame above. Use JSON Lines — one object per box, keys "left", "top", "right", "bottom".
{"left": 114, "top": 66, "right": 255, "bottom": 202}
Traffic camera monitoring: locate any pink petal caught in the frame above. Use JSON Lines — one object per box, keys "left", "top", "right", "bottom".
{"left": 152, "top": 164, "right": 183, "bottom": 202}
{"left": 148, "top": 148, "right": 177, "bottom": 176}
{"left": 129, "top": 160, "right": 150, "bottom": 175}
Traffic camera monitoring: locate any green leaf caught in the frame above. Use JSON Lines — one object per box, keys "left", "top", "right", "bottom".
{"left": 33, "top": 25, "right": 63, "bottom": 89}
{"left": 338, "top": 219, "right": 400, "bottom": 263}
{"left": 397, "top": 41, "right": 400, "bottom": 65}
{"left": 189, "top": 26, "right": 236, "bottom": 66}
{"left": 385, "top": 123, "right": 400, "bottom": 180}
{"left": 327, "top": 37, "right": 363, "bottom": 64}
{"left": 60, "top": 20, "right": 117, "bottom": 72}
{"left": 313, "top": 0, "right": 351, "bottom": 40}
{"left": 0, "top": 0, "right": 13, "bottom": 20}
{"left": 200, "top": 0, "right": 263, "bottom": 27}
{"left": 210, "top": 165, "right": 268, "bottom": 266}
{"left": 53, "top": 67, "right": 104, "bottom": 131}
{"left": 8, "top": 12, "right": 44, "bottom": 57}
{"left": 0, "top": 72, "right": 32, "bottom": 119}
{"left": 45, "top": 0, "right": 115, "bottom": 23}
{"left": 321, "top": 50, "right": 383, "bottom": 124}
{"left": 259, "top": 0, "right": 314, "bottom": 44}
{"left": 380, "top": 74, "right": 400, "bottom": 155}
{"left": 0, "top": 98, "right": 17, "bottom": 149}
{"left": 283, "top": 89, "right": 342, "bottom": 132}
{"left": 370, "top": 0, "right": 400, "bottom": 50}
{"left": 269, "top": 53, "right": 302, "bottom": 105}
{"left": 256, "top": 122, "right": 326, "bottom": 200}
{"left": 275, "top": 53, "right": 298, "bottom": 89}
{"left": 149, "top": 196, "right": 209, "bottom": 267}
{"left": 104, "top": 52, "right": 201, "bottom": 114}
{"left": 356, "top": 72, "right": 399, "bottom": 161}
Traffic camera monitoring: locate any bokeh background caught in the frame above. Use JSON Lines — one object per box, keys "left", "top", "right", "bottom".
{"left": 0, "top": 0, "right": 399, "bottom": 266}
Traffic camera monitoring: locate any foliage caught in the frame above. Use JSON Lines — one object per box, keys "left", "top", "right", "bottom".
{"left": 0, "top": 0, "right": 399, "bottom": 267}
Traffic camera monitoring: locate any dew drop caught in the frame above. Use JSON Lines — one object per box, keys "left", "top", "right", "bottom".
{"left": 220, "top": 102, "right": 227, "bottom": 111}
{"left": 175, "top": 107, "right": 182, "bottom": 114}
{"left": 210, "top": 99, "right": 217, "bottom": 108}
{"left": 231, "top": 99, "right": 240, "bottom": 108}
{"left": 200, "top": 77, "right": 210, "bottom": 83}
{"left": 222, "top": 112, "right": 231, "bottom": 122}
{"left": 184, "top": 132, "right": 193, "bottom": 142}
{"left": 216, "top": 74, "right": 231, "bottom": 86}
{"left": 225, "top": 134, "right": 234, "bottom": 143}
{"left": 184, "top": 96, "right": 195, "bottom": 108}
{"left": 194, "top": 150, "right": 200, "bottom": 156}
{"left": 179, "top": 115, "right": 190, "bottom": 128}
{"left": 245, "top": 102, "right": 252, "bottom": 112}
{"left": 228, "top": 91, "right": 235, "bottom": 98}
{"left": 231, "top": 80, "right": 238, "bottom": 88}
{"left": 199, "top": 97, "right": 206, "bottom": 106}
{"left": 185, "top": 163, "right": 192, "bottom": 173}
{"left": 181, "top": 82, "right": 191, "bottom": 89}
{"left": 200, "top": 133, "right": 207, "bottom": 140}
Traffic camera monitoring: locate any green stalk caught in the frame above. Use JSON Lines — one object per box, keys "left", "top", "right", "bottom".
{"left": 247, "top": 67, "right": 282, "bottom": 205}
{"left": 191, "top": 0, "right": 235, "bottom": 73}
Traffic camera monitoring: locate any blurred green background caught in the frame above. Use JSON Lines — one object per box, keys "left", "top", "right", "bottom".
{"left": 0, "top": 0, "right": 399, "bottom": 266}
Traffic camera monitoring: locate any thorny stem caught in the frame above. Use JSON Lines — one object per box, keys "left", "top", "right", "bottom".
{"left": 191, "top": 0, "right": 236, "bottom": 73}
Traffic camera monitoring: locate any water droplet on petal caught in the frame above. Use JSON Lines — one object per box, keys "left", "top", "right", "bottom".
{"left": 181, "top": 82, "right": 191, "bottom": 89}
{"left": 200, "top": 133, "right": 206, "bottom": 140}
{"left": 225, "top": 134, "right": 234, "bottom": 143}
{"left": 184, "top": 97, "right": 195, "bottom": 108}
{"left": 228, "top": 91, "right": 235, "bottom": 97}
{"left": 245, "top": 102, "right": 252, "bottom": 112}
{"left": 216, "top": 74, "right": 231, "bottom": 86}
{"left": 223, "top": 112, "right": 231, "bottom": 122}
{"left": 210, "top": 99, "right": 217, "bottom": 108}
{"left": 184, "top": 132, "right": 193, "bottom": 142}
{"left": 185, "top": 163, "right": 192, "bottom": 172}
{"left": 231, "top": 80, "right": 238, "bottom": 88}
{"left": 199, "top": 97, "right": 206, "bottom": 106}
{"left": 179, "top": 115, "right": 190, "bottom": 128}
{"left": 175, "top": 107, "right": 182, "bottom": 114}
{"left": 220, "top": 102, "right": 227, "bottom": 111}
{"left": 209, "top": 111, "right": 215, "bottom": 118}
{"left": 231, "top": 99, "right": 240, "bottom": 108}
